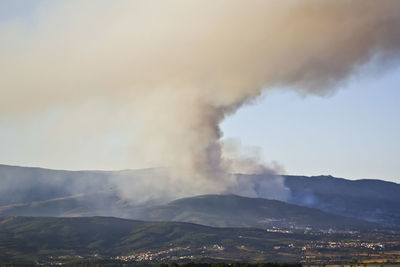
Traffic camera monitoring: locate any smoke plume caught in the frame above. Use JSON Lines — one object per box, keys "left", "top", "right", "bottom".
{"left": 1, "top": 0, "right": 400, "bottom": 202}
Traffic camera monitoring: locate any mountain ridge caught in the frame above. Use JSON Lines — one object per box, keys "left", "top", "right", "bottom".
{"left": 1, "top": 164, "right": 399, "bottom": 226}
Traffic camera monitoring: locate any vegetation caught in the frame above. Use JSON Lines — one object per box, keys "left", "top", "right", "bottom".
{"left": 0, "top": 262, "right": 303, "bottom": 267}
{"left": 136, "top": 194, "right": 376, "bottom": 229}
{"left": 0, "top": 217, "right": 399, "bottom": 265}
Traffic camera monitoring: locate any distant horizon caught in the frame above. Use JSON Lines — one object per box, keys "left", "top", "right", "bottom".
{"left": 1, "top": 162, "right": 398, "bottom": 184}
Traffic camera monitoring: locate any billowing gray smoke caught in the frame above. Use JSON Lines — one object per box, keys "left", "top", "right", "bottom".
{"left": 1, "top": 0, "right": 400, "bottom": 203}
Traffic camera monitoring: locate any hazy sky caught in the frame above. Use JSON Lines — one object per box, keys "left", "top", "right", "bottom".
{"left": 0, "top": 0, "right": 399, "bottom": 183}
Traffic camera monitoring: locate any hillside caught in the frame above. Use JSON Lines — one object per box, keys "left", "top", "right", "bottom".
{"left": 0, "top": 216, "right": 398, "bottom": 264}
{"left": 0, "top": 216, "right": 302, "bottom": 263}
{"left": 0, "top": 191, "right": 377, "bottom": 230}
{"left": 1, "top": 164, "right": 399, "bottom": 227}
{"left": 133, "top": 194, "right": 376, "bottom": 230}
{"left": 0, "top": 164, "right": 113, "bottom": 206}
{"left": 283, "top": 175, "right": 400, "bottom": 226}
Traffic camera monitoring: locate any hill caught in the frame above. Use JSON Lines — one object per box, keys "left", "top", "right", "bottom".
{"left": 0, "top": 216, "right": 303, "bottom": 263}
{"left": 0, "top": 193, "right": 376, "bottom": 230}
{"left": 1, "top": 216, "right": 398, "bottom": 264}
{"left": 283, "top": 175, "right": 400, "bottom": 226}
{"left": 133, "top": 194, "right": 376, "bottom": 230}
{"left": 1, "top": 164, "right": 399, "bottom": 226}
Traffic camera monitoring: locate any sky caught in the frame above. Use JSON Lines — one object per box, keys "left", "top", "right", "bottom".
{"left": 0, "top": 0, "right": 399, "bottom": 183}
{"left": 221, "top": 64, "right": 400, "bottom": 182}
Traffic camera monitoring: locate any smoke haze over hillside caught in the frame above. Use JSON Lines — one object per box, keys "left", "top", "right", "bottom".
{"left": 1, "top": 0, "right": 400, "bottom": 202}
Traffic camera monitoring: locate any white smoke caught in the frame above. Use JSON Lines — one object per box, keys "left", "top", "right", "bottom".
{"left": 1, "top": 0, "right": 400, "bottom": 202}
